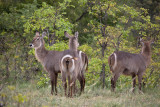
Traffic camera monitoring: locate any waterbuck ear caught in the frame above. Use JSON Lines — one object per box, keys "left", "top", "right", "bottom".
{"left": 149, "top": 39, "right": 154, "bottom": 44}
{"left": 36, "top": 31, "right": 40, "bottom": 37}
{"left": 140, "top": 38, "right": 144, "bottom": 42}
{"left": 42, "top": 31, "right": 47, "bottom": 38}
{"left": 64, "top": 31, "right": 71, "bottom": 38}
{"left": 74, "top": 31, "right": 79, "bottom": 38}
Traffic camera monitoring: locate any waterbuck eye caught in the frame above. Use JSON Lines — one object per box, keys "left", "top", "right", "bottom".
{"left": 36, "top": 38, "right": 40, "bottom": 41}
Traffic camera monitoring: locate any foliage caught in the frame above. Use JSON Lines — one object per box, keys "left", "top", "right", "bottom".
{"left": 37, "top": 74, "right": 50, "bottom": 89}
{"left": 24, "top": 2, "right": 73, "bottom": 41}
{"left": 0, "top": 85, "right": 28, "bottom": 106}
{"left": 0, "top": 0, "right": 160, "bottom": 106}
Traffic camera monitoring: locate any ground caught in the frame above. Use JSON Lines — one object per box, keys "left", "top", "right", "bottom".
{"left": 0, "top": 80, "right": 160, "bottom": 107}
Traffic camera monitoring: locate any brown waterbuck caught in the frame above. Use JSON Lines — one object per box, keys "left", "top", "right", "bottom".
{"left": 108, "top": 39, "right": 153, "bottom": 92}
{"left": 29, "top": 31, "right": 63, "bottom": 95}
{"left": 60, "top": 31, "right": 86, "bottom": 97}
{"left": 64, "top": 31, "right": 88, "bottom": 93}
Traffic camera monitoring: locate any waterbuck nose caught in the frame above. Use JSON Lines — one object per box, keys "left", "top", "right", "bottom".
{"left": 29, "top": 43, "right": 33, "bottom": 47}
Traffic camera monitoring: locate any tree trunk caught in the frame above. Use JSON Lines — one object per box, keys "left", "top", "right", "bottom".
{"left": 101, "top": 43, "right": 106, "bottom": 88}
{"left": 4, "top": 54, "right": 9, "bottom": 79}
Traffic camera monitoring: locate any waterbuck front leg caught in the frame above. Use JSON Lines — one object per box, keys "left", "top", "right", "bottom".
{"left": 50, "top": 72, "right": 56, "bottom": 95}
{"left": 55, "top": 73, "right": 58, "bottom": 95}
{"left": 62, "top": 72, "right": 67, "bottom": 96}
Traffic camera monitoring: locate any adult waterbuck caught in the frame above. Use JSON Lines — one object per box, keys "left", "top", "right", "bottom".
{"left": 60, "top": 31, "right": 87, "bottom": 97}
{"left": 64, "top": 31, "right": 88, "bottom": 93}
{"left": 108, "top": 39, "right": 153, "bottom": 92}
{"left": 29, "top": 31, "right": 63, "bottom": 95}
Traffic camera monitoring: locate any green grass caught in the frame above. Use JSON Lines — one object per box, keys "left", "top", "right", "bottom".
{"left": 0, "top": 80, "right": 160, "bottom": 107}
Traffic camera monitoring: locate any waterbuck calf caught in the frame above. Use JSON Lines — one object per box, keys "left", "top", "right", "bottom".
{"left": 108, "top": 39, "right": 153, "bottom": 92}
{"left": 64, "top": 31, "right": 88, "bottom": 93}
{"left": 60, "top": 31, "right": 83, "bottom": 97}
{"left": 30, "top": 31, "right": 63, "bottom": 95}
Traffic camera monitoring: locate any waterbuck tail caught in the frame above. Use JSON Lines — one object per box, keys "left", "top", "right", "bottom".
{"left": 61, "top": 55, "right": 75, "bottom": 72}
{"left": 108, "top": 53, "right": 117, "bottom": 72}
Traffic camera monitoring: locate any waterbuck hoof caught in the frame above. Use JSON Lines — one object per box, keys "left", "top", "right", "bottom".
{"left": 139, "top": 90, "right": 144, "bottom": 94}
{"left": 51, "top": 92, "right": 53, "bottom": 95}
{"left": 70, "top": 82, "right": 74, "bottom": 87}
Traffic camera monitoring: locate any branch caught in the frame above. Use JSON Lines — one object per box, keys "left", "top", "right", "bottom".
{"left": 97, "top": 38, "right": 102, "bottom": 47}
{"left": 73, "top": 10, "right": 88, "bottom": 23}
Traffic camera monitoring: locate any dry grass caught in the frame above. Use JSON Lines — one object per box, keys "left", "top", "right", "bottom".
{"left": 1, "top": 80, "right": 160, "bottom": 107}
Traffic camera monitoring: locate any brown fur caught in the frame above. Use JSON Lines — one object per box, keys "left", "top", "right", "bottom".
{"left": 30, "top": 32, "right": 63, "bottom": 95}
{"left": 78, "top": 50, "right": 88, "bottom": 93}
{"left": 60, "top": 50, "right": 81, "bottom": 97}
{"left": 108, "top": 39, "right": 152, "bottom": 92}
{"left": 60, "top": 31, "right": 88, "bottom": 97}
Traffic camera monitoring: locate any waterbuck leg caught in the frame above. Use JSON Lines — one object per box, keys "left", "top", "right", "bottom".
{"left": 111, "top": 77, "right": 114, "bottom": 91}
{"left": 82, "top": 74, "right": 85, "bottom": 92}
{"left": 132, "top": 74, "right": 136, "bottom": 92}
{"left": 70, "top": 76, "right": 76, "bottom": 97}
{"left": 51, "top": 80, "right": 54, "bottom": 95}
{"left": 111, "top": 73, "right": 120, "bottom": 92}
{"left": 62, "top": 72, "right": 67, "bottom": 96}
{"left": 78, "top": 75, "right": 83, "bottom": 94}
{"left": 50, "top": 73, "right": 55, "bottom": 95}
{"left": 68, "top": 75, "right": 71, "bottom": 97}
{"left": 70, "top": 80, "right": 75, "bottom": 97}
{"left": 138, "top": 74, "right": 143, "bottom": 93}
{"left": 55, "top": 73, "right": 58, "bottom": 95}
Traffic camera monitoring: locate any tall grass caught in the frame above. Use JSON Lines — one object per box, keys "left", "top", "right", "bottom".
{"left": 0, "top": 79, "right": 160, "bottom": 107}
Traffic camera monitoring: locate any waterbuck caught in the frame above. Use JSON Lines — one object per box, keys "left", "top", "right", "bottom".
{"left": 29, "top": 31, "right": 63, "bottom": 95}
{"left": 108, "top": 39, "right": 153, "bottom": 92}
{"left": 60, "top": 31, "right": 85, "bottom": 97}
{"left": 64, "top": 31, "right": 88, "bottom": 93}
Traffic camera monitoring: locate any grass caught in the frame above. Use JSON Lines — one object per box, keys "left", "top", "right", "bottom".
{"left": 0, "top": 79, "right": 160, "bottom": 107}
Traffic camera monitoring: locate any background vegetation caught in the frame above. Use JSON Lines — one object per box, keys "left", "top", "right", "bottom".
{"left": 0, "top": 0, "right": 160, "bottom": 106}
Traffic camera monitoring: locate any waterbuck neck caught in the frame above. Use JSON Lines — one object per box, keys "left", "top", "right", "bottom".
{"left": 141, "top": 43, "right": 151, "bottom": 66}
{"left": 35, "top": 41, "right": 48, "bottom": 63}
{"left": 69, "top": 39, "right": 78, "bottom": 51}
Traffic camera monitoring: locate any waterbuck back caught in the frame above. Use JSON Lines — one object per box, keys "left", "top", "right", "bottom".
{"left": 108, "top": 39, "right": 153, "bottom": 92}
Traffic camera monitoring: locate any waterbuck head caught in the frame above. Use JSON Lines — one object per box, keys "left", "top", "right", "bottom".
{"left": 29, "top": 31, "right": 47, "bottom": 49}
{"left": 140, "top": 38, "right": 153, "bottom": 56}
{"left": 64, "top": 31, "right": 79, "bottom": 51}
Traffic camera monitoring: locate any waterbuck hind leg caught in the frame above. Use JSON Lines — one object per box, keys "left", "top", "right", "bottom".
{"left": 78, "top": 75, "right": 83, "bottom": 94}
{"left": 70, "top": 76, "right": 77, "bottom": 97}
{"left": 82, "top": 76, "right": 85, "bottom": 92}
{"left": 111, "top": 73, "right": 120, "bottom": 92}
{"left": 81, "top": 74, "right": 85, "bottom": 93}
{"left": 70, "top": 81, "right": 76, "bottom": 97}
{"left": 68, "top": 75, "right": 71, "bottom": 97}
{"left": 132, "top": 74, "right": 136, "bottom": 93}
{"left": 111, "top": 77, "right": 115, "bottom": 92}
{"left": 51, "top": 80, "right": 54, "bottom": 95}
